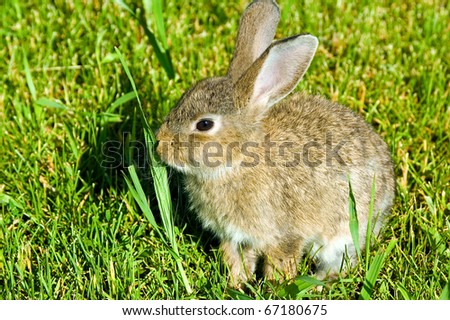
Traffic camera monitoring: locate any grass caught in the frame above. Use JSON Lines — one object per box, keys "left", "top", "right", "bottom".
{"left": 1, "top": 0, "right": 449, "bottom": 299}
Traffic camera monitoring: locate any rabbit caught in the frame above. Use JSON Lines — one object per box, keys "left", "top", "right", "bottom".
{"left": 156, "top": 0, "right": 395, "bottom": 287}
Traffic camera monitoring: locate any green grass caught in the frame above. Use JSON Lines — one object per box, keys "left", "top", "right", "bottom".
{"left": 1, "top": 0, "right": 449, "bottom": 299}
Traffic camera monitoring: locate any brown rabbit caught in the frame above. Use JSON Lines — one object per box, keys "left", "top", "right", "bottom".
{"left": 156, "top": 0, "right": 395, "bottom": 286}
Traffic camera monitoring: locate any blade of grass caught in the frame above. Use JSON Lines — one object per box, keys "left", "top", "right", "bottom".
{"left": 360, "top": 238, "right": 397, "bottom": 300}
{"left": 114, "top": 0, "right": 174, "bottom": 79}
{"left": 22, "top": 50, "right": 36, "bottom": 101}
{"left": 348, "top": 180, "right": 361, "bottom": 261}
{"left": 0, "top": 194, "right": 24, "bottom": 210}
{"left": 124, "top": 165, "right": 168, "bottom": 248}
{"left": 226, "top": 288, "right": 253, "bottom": 300}
{"left": 278, "top": 275, "right": 325, "bottom": 299}
{"left": 35, "top": 97, "right": 67, "bottom": 110}
{"left": 397, "top": 283, "right": 412, "bottom": 300}
{"left": 115, "top": 47, "right": 192, "bottom": 294}
{"left": 22, "top": 50, "right": 44, "bottom": 124}
{"left": 365, "top": 176, "right": 376, "bottom": 268}
{"left": 143, "top": 0, "right": 169, "bottom": 50}
{"left": 63, "top": 122, "right": 81, "bottom": 159}
{"left": 440, "top": 283, "right": 449, "bottom": 300}
{"left": 109, "top": 91, "right": 137, "bottom": 113}
{"left": 114, "top": 46, "right": 172, "bottom": 236}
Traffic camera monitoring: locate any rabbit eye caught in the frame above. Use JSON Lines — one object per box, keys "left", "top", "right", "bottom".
{"left": 196, "top": 119, "right": 214, "bottom": 131}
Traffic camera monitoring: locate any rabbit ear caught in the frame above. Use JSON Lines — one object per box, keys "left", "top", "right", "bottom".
{"left": 227, "top": 0, "right": 280, "bottom": 83}
{"left": 235, "top": 34, "right": 318, "bottom": 116}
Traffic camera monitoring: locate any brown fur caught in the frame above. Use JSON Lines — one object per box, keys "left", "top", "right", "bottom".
{"left": 156, "top": 0, "right": 395, "bottom": 287}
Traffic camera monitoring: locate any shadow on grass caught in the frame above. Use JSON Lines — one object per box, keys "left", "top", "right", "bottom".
{"left": 74, "top": 78, "right": 215, "bottom": 252}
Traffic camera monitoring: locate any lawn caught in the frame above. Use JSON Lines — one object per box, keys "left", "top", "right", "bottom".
{"left": 0, "top": 0, "right": 449, "bottom": 299}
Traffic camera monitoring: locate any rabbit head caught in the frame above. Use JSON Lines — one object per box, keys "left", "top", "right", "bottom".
{"left": 157, "top": 0, "right": 317, "bottom": 177}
